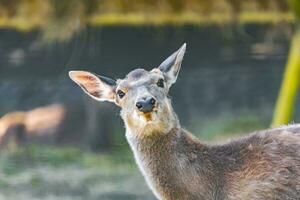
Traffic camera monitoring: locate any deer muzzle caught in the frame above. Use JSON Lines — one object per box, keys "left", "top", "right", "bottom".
{"left": 135, "top": 97, "right": 156, "bottom": 113}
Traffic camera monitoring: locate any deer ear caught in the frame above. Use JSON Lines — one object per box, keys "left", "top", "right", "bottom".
{"left": 158, "top": 43, "right": 186, "bottom": 87}
{"left": 69, "top": 71, "right": 117, "bottom": 103}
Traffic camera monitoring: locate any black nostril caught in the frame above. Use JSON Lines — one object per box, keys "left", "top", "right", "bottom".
{"left": 136, "top": 97, "right": 156, "bottom": 113}
{"left": 136, "top": 102, "right": 143, "bottom": 109}
{"left": 150, "top": 98, "right": 156, "bottom": 105}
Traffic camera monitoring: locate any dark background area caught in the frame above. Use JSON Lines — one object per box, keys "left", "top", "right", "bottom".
{"left": 0, "top": 25, "right": 298, "bottom": 150}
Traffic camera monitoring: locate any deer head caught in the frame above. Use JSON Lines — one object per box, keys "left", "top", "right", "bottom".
{"left": 69, "top": 43, "right": 186, "bottom": 136}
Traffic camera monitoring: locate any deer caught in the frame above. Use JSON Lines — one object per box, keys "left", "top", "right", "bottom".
{"left": 0, "top": 104, "right": 65, "bottom": 147}
{"left": 69, "top": 44, "right": 300, "bottom": 200}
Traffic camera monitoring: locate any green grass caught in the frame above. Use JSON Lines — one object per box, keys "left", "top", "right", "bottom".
{"left": 0, "top": 145, "right": 153, "bottom": 200}
{"left": 0, "top": 145, "right": 136, "bottom": 175}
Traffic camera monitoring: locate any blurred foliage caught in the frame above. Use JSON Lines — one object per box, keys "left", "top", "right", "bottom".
{"left": 288, "top": 0, "right": 300, "bottom": 20}
{"left": 0, "top": 0, "right": 294, "bottom": 41}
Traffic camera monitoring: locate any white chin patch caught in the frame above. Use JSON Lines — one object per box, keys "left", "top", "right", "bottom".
{"left": 134, "top": 110, "right": 158, "bottom": 125}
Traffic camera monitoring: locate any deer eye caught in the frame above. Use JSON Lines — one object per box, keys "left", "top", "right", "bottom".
{"left": 117, "top": 90, "right": 125, "bottom": 99}
{"left": 157, "top": 79, "right": 164, "bottom": 88}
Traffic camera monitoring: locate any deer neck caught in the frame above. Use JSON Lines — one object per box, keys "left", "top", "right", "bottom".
{"left": 125, "top": 123, "right": 182, "bottom": 198}
{"left": 124, "top": 110, "right": 181, "bottom": 172}
{"left": 124, "top": 111, "right": 211, "bottom": 199}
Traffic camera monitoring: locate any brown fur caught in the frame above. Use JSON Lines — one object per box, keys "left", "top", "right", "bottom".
{"left": 69, "top": 44, "right": 300, "bottom": 200}
{"left": 127, "top": 124, "right": 300, "bottom": 200}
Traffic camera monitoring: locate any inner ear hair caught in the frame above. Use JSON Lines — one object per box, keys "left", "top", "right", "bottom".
{"left": 69, "top": 70, "right": 117, "bottom": 102}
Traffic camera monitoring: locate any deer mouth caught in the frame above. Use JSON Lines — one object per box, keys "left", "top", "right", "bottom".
{"left": 138, "top": 109, "right": 158, "bottom": 123}
{"left": 143, "top": 113, "right": 153, "bottom": 122}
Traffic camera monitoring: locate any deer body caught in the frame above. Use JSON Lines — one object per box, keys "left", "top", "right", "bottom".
{"left": 69, "top": 44, "right": 300, "bottom": 200}
{"left": 127, "top": 124, "right": 300, "bottom": 200}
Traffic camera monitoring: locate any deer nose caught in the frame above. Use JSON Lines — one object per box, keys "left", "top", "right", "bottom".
{"left": 136, "top": 97, "right": 156, "bottom": 113}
